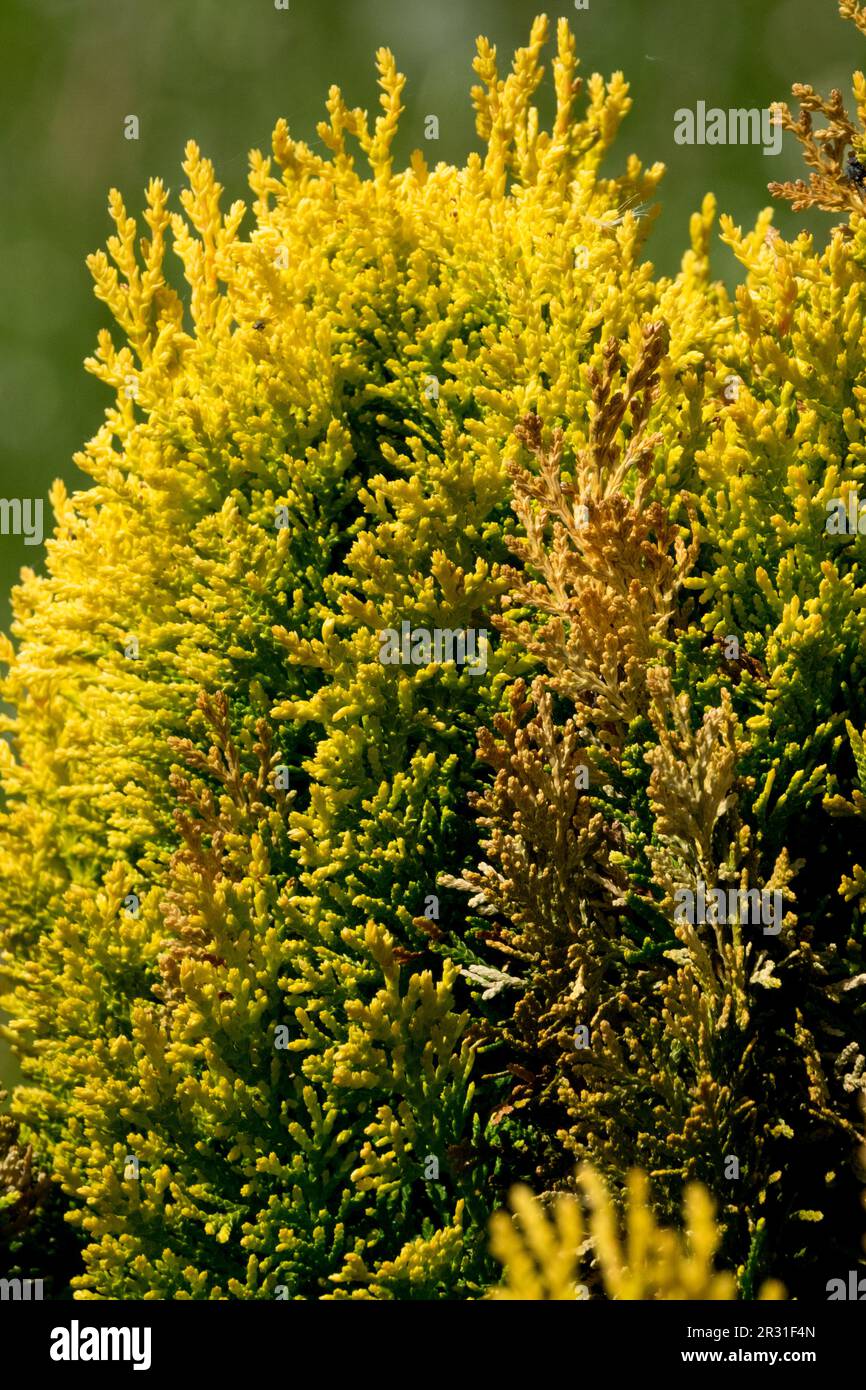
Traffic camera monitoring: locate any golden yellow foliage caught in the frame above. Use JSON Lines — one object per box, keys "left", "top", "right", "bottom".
{"left": 490, "top": 1167, "right": 787, "bottom": 1301}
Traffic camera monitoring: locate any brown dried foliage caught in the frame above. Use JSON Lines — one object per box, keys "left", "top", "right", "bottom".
{"left": 156, "top": 691, "right": 294, "bottom": 1007}
{"left": 768, "top": 3, "right": 866, "bottom": 216}
{"left": 498, "top": 322, "right": 697, "bottom": 750}
{"left": 0, "top": 1097, "right": 51, "bottom": 1240}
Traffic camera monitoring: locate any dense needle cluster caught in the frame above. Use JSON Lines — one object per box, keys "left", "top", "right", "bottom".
{"left": 1, "top": 5, "right": 865, "bottom": 1300}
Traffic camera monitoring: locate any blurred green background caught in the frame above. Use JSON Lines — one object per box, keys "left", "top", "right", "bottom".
{"left": 0, "top": 0, "right": 858, "bottom": 1085}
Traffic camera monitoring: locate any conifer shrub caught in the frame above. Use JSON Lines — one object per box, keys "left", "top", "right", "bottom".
{"left": 0, "top": 16, "right": 721, "bottom": 1299}
{"left": 0, "top": 4, "right": 864, "bottom": 1302}
{"left": 447, "top": 0, "right": 866, "bottom": 1300}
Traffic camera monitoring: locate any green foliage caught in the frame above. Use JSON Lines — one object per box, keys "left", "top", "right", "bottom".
{"left": 447, "top": 15, "right": 866, "bottom": 1290}
{"left": 2, "top": 6, "right": 866, "bottom": 1303}
{"left": 0, "top": 18, "right": 721, "bottom": 1297}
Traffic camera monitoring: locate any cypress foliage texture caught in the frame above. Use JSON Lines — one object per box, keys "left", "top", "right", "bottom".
{"left": 1, "top": 5, "right": 864, "bottom": 1301}
{"left": 447, "top": 2, "right": 866, "bottom": 1300}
